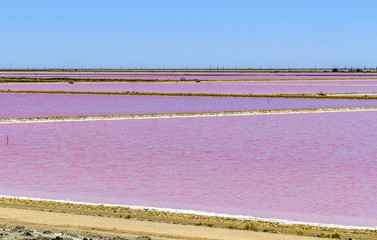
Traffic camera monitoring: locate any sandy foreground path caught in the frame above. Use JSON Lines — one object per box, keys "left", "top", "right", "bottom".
{"left": 0, "top": 207, "right": 324, "bottom": 240}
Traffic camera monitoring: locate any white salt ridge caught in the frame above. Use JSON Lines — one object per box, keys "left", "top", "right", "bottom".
{"left": 1, "top": 107, "right": 377, "bottom": 124}
{"left": 0, "top": 195, "right": 376, "bottom": 231}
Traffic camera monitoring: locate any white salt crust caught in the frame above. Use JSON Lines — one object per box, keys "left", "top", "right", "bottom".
{"left": 1, "top": 107, "right": 377, "bottom": 124}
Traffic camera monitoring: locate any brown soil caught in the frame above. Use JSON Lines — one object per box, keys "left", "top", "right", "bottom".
{"left": 0, "top": 198, "right": 376, "bottom": 240}
{"left": 2, "top": 89, "right": 377, "bottom": 100}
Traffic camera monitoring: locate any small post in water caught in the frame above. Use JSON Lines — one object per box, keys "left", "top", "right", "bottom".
{"left": 7, "top": 135, "right": 9, "bottom": 145}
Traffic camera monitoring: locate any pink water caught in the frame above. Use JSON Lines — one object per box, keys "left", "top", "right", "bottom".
{"left": 231, "top": 80, "right": 377, "bottom": 85}
{"left": 1, "top": 112, "right": 377, "bottom": 227}
{"left": 1, "top": 93, "right": 377, "bottom": 119}
{"left": 2, "top": 72, "right": 377, "bottom": 80}
{"left": 2, "top": 83, "right": 377, "bottom": 94}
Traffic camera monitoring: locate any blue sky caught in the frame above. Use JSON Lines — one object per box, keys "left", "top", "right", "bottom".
{"left": 1, "top": 0, "right": 376, "bottom": 69}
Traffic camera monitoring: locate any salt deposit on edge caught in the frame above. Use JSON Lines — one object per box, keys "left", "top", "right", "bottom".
{"left": 1, "top": 106, "right": 377, "bottom": 124}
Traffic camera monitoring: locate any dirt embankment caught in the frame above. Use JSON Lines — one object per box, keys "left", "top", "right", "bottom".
{"left": 0, "top": 198, "right": 376, "bottom": 240}
{"left": 2, "top": 89, "right": 377, "bottom": 100}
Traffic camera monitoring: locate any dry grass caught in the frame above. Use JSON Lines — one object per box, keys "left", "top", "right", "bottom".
{"left": 1, "top": 89, "right": 377, "bottom": 100}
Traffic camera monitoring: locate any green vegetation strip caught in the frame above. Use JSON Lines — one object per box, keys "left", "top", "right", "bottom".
{"left": 2, "top": 107, "right": 377, "bottom": 124}
{"left": 1, "top": 89, "right": 377, "bottom": 100}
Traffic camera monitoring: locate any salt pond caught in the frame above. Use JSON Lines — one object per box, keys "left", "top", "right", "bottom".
{"left": 1, "top": 93, "right": 377, "bottom": 118}
{"left": 1, "top": 112, "right": 376, "bottom": 227}
{"left": 2, "top": 82, "right": 377, "bottom": 94}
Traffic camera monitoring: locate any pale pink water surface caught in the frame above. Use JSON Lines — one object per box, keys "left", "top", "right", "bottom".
{"left": 1, "top": 112, "right": 377, "bottom": 227}
{"left": 2, "top": 93, "right": 377, "bottom": 118}
{"left": 2, "top": 83, "right": 377, "bottom": 94}
{"left": 232, "top": 80, "right": 377, "bottom": 85}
